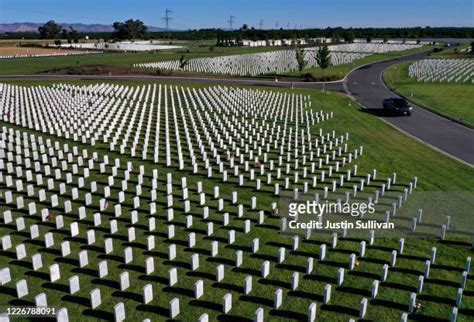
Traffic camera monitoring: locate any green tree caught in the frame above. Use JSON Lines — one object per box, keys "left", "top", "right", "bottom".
{"left": 294, "top": 47, "right": 307, "bottom": 74}
{"left": 112, "top": 19, "right": 148, "bottom": 40}
{"left": 38, "top": 20, "right": 62, "bottom": 39}
{"left": 68, "top": 27, "right": 79, "bottom": 43}
{"left": 343, "top": 30, "right": 354, "bottom": 43}
{"left": 383, "top": 36, "right": 388, "bottom": 43}
{"left": 470, "top": 41, "right": 474, "bottom": 53}
{"left": 179, "top": 55, "right": 189, "bottom": 69}
{"left": 62, "top": 26, "right": 79, "bottom": 44}
{"left": 315, "top": 45, "right": 331, "bottom": 90}
{"left": 366, "top": 36, "right": 372, "bottom": 43}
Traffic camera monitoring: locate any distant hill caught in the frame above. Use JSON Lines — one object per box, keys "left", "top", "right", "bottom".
{"left": 0, "top": 22, "right": 170, "bottom": 33}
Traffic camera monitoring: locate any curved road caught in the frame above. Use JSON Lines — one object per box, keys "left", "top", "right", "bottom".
{"left": 0, "top": 50, "right": 472, "bottom": 166}
{"left": 344, "top": 50, "right": 474, "bottom": 166}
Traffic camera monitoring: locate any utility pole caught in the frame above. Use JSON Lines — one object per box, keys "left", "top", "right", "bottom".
{"left": 259, "top": 19, "right": 264, "bottom": 30}
{"left": 162, "top": 8, "right": 173, "bottom": 31}
{"left": 287, "top": 22, "right": 290, "bottom": 30}
{"left": 227, "top": 15, "right": 235, "bottom": 30}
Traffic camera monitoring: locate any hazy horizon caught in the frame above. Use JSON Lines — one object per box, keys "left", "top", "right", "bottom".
{"left": 0, "top": 0, "right": 472, "bottom": 30}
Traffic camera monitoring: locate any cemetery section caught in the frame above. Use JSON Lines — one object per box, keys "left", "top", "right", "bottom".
{"left": 59, "top": 41, "right": 183, "bottom": 52}
{"left": 135, "top": 43, "right": 424, "bottom": 76}
{"left": 0, "top": 81, "right": 473, "bottom": 321}
{"left": 384, "top": 60, "right": 474, "bottom": 128}
{"left": 0, "top": 47, "right": 101, "bottom": 60}
{"left": 408, "top": 59, "right": 473, "bottom": 83}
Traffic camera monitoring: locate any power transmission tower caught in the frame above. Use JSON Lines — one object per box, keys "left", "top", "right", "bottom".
{"left": 162, "top": 8, "right": 173, "bottom": 31}
{"left": 227, "top": 16, "right": 235, "bottom": 30}
{"left": 287, "top": 22, "right": 290, "bottom": 29}
{"left": 259, "top": 19, "right": 264, "bottom": 30}
{"left": 275, "top": 21, "right": 279, "bottom": 29}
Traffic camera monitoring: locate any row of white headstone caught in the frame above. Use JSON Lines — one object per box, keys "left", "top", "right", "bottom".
{"left": 134, "top": 50, "right": 369, "bottom": 76}
{"left": 0, "top": 51, "right": 101, "bottom": 60}
{"left": 59, "top": 42, "right": 182, "bottom": 52}
{"left": 409, "top": 59, "right": 474, "bottom": 83}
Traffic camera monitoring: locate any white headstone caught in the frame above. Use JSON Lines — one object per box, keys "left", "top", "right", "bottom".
{"left": 170, "top": 298, "right": 180, "bottom": 318}
{"left": 120, "top": 272, "right": 130, "bottom": 291}
{"left": 244, "top": 276, "right": 252, "bottom": 295}
{"left": 114, "top": 302, "right": 125, "bottom": 322}
{"left": 0, "top": 268, "right": 11, "bottom": 285}
{"left": 79, "top": 250, "right": 89, "bottom": 267}
{"left": 371, "top": 280, "right": 379, "bottom": 298}
{"left": 308, "top": 303, "right": 317, "bottom": 322}
{"left": 90, "top": 288, "right": 101, "bottom": 309}
{"left": 35, "top": 292, "right": 47, "bottom": 307}
{"left": 49, "top": 264, "right": 60, "bottom": 282}
{"left": 323, "top": 284, "right": 331, "bottom": 304}
{"left": 195, "top": 280, "right": 204, "bottom": 299}
{"left": 262, "top": 261, "right": 270, "bottom": 278}
{"left": 143, "top": 284, "right": 153, "bottom": 304}
{"left": 359, "top": 298, "right": 368, "bottom": 318}
{"left": 169, "top": 268, "right": 177, "bottom": 286}
{"left": 16, "top": 279, "right": 28, "bottom": 298}
{"left": 223, "top": 293, "right": 232, "bottom": 313}
{"left": 216, "top": 264, "right": 224, "bottom": 282}
{"left": 337, "top": 268, "right": 344, "bottom": 286}
{"left": 274, "top": 288, "right": 282, "bottom": 309}
{"left": 69, "top": 275, "right": 80, "bottom": 295}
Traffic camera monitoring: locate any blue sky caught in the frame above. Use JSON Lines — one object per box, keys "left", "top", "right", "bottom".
{"left": 0, "top": 0, "right": 472, "bottom": 29}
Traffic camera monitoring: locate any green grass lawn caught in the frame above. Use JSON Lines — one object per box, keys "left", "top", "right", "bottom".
{"left": 0, "top": 44, "right": 282, "bottom": 76}
{"left": 383, "top": 61, "right": 474, "bottom": 128}
{"left": 0, "top": 81, "right": 473, "bottom": 321}
{"left": 0, "top": 44, "right": 433, "bottom": 81}
{"left": 431, "top": 44, "right": 473, "bottom": 59}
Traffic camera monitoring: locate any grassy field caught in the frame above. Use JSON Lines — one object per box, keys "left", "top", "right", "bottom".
{"left": 431, "top": 44, "right": 473, "bottom": 59}
{"left": 383, "top": 61, "right": 474, "bottom": 128}
{"left": 0, "top": 44, "right": 433, "bottom": 81}
{"left": 0, "top": 81, "right": 473, "bottom": 321}
{"left": 281, "top": 45, "right": 434, "bottom": 81}
{"left": 0, "top": 43, "right": 280, "bottom": 75}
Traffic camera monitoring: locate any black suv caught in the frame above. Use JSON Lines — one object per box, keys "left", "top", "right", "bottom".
{"left": 382, "top": 97, "right": 412, "bottom": 116}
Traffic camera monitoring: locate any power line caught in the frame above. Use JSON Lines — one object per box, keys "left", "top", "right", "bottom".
{"left": 162, "top": 8, "right": 173, "bottom": 31}
{"left": 227, "top": 15, "right": 235, "bottom": 30}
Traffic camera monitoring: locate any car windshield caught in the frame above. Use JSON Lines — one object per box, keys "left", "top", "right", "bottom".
{"left": 393, "top": 99, "right": 409, "bottom": 108}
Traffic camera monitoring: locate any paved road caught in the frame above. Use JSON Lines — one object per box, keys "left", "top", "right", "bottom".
{"left": 345, "top": 50, "right": 474, "bottom": 166}
{"left": 1, "top": 50, "right": 473, "bottom": 166}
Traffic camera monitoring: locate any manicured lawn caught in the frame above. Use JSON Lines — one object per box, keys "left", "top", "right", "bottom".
{"left": 432, "top": 44, "right": 473, "bottom": 59}
{"left": 0, "top": 44, "right": 282, "bottom": 75}
{"left": 383, "top": 61, "right": 474, "bottom": 128}
{"left": 0, "top": 81, "right": 472, "bottom": 321}
{"left": 0, "top": 44, "right": 433, "bottom": 81}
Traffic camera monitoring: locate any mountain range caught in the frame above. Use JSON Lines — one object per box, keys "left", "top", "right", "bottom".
{"left": 0, "top": 22, "right": 169, "bottom": 33}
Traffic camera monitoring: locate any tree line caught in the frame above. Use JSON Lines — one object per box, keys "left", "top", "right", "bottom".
{"left": 2, "top": 20, "right": 473, "bottom": 42}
